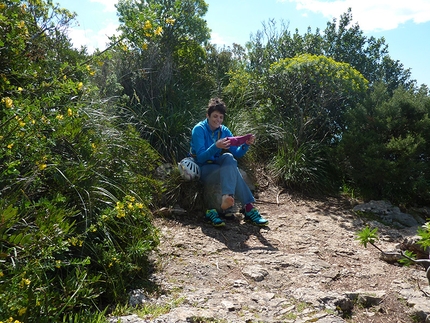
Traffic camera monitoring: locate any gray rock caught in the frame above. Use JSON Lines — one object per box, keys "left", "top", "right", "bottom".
{"left": 353, "top": 200, "right": 420, "bottom": 227}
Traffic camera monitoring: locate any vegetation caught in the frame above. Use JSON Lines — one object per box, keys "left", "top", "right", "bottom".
{"left": 1, "top": 0, "right": 430, "bottom": 321}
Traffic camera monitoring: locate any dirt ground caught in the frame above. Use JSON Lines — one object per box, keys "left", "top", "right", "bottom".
{"left": 147, "top": 176, "right": 429, "bottom": 323}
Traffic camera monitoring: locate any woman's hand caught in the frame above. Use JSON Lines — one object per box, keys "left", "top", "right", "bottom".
{"left": 245, "top": 135, "right": 256, "bottom": 145}
{"left": 216, "top": 138, "right": 231, "bottom": 149}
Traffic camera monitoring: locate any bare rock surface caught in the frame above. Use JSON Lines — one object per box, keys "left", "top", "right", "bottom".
{"left": 109, "top": 186, "right": 430, "bottom": 323}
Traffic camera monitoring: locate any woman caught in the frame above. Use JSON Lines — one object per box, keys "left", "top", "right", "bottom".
{"left": 190, "top": 97, "right": 268, "bottom": 227}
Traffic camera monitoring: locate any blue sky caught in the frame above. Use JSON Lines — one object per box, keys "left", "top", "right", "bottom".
{"left": 58, "top": 0, "right": 430, "bottom": 87}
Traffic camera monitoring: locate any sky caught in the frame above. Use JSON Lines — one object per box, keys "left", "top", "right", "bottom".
{"left": 57, "top": 0, "right": 430, "bottom": 87}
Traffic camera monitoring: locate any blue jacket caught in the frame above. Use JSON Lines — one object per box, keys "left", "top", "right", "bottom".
{"left": 191, "top": 119, "right": 249, "bottom": 166}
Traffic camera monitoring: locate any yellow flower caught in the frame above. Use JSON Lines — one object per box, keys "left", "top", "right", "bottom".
{"left": 67, "top": 108, "right": 73, "bottom": 116}
{"left": 63, "top": 75, "right": 67, "bottom": 80}
{"left": 55, "top": 260, "right": 61, "bottom": 268}
{"left": 127, "top": 203, "right": 133, "bottom": 210}
{"left": 144, "top": 20, "right": 152, "bottom": 30}
{"left": 18, "top": 307, "right": 27, "bottom": 316}
{"left": 154, "top": 26, "right": 163, "bottom": 36}
{"left": 116, "top": 210, "right": 126, "bottom": 218}
{"left": 19, "top": 120, "right": 25, "bottom": 127}
{"left": 17, "top": 87, "right": 23, "bottom": 92}
{"left": 19, "top": 278, "right": 31, "bottom": 288}
{"left": 142, "top": 43, "right": 148, "bottom": 50}
{"left": 0, "top": 270, "right": 4, "bottom": 277}
{"left": 56, "top": 114, "right": 64, "bottom": 120}
{"left": 91, "top": 143, "right": 96, "bottom": 150}
{"left": 18, "top": 21, "right": 25, "bottom": 28}
{"left": 2, "top": 97, "right": 13, "bottom": 108}
{"left": 7, "top": 143, "right": 13, "bottom": 149}
{"left": 0, "top": 3, "right": 6, "bottom": 10}
{"left": 165, "top": 18, "right": 175, "bottom": 25}
{"left": 89, "top": 70, "right": 95, "bottom": 76}
{"left": 135, "top": 202, "right": 144, "bottom": 209}
{"left": 77, "top": 82, "right": 83, "bottom": 90}
{"left": 37, "top": 163, "right": 47, "bottom": 171}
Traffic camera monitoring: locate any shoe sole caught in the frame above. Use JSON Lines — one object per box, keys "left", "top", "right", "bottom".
{"left": 244, "top": 219, "right": 269, "bottom": 226}
{"left": 207, "top": 221, "right": 225, "bottom": 227}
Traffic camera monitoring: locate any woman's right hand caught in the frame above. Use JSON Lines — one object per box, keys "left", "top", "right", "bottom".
{"left": 216, "top": 138, "right": 231, "bottom": 149}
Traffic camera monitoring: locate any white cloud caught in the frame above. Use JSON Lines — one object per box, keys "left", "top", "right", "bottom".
{"left": 286, "top": 0, "right": 430, "bottom": 31}
{"left": 68, "top": 22, "right": 119, "bottom": 53}
{"left": 89, "top": 0, "right": 118, "bottom": 13}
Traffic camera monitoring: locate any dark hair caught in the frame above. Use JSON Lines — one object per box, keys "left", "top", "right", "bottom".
{"left": 207, "top": 97, "right": 226, "bottom": 116}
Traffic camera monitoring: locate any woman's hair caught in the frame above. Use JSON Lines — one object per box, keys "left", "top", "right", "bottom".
{"left": 207, "top": 97, "right": 226, "bottom": 116}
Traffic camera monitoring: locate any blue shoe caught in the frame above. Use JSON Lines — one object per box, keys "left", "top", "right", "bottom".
{"left": 244, "top": 208, "right": 268, "bottom": 226}
{"left": 205, "top": 209, "right": 225, "bottom": 227}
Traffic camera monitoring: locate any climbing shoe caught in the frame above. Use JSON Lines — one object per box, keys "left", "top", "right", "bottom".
{"left": 220, "top": 207, "right": 235, "bottom": 220}
{"left": 205, "top": 209, "right": 225, "bottom": 227}
{"left": 243, "top": 207, "right": 268, "bottom": 226}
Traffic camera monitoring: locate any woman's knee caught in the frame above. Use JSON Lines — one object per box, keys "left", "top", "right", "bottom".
{"left": 220, "top": 153, "right": 237, "bottom": 166}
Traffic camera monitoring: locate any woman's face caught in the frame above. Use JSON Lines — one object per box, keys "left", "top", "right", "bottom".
{"left": 207, "top": 111, "right": 224, "bottom": 130}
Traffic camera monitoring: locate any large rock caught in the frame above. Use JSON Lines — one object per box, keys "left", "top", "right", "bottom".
{"left": 353, "top": 200, "right": 423, "bottom": 228}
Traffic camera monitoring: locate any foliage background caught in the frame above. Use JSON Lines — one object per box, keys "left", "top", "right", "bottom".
{"left": 1, "top": 0, "right": 430, "bottom": 322}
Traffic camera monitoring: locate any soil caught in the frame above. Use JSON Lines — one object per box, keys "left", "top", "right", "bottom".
{"left": 141, "top": 175, "right": 430, "bottom": 323}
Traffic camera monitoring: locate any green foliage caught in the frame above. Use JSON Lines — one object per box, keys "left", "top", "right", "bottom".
{"left": 1, "top": 1, "right": 161, "bottom": 321}
{"left": 398, "top": 250, "right": 417, "bottom": 267}
{"left": 266, "top": 54, "right": 368, "bottom": 145}
{"left": 355, "top": 226, "right": 379, "bottom": 248}
{"left": 340, "top": 84, "right": 430, "bottom": 205}
{"left": 417, "top": 222, "right": 430, "bottom": 250}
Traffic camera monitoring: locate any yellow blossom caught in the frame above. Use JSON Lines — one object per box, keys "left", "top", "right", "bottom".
{"left": 56, "top": 114, "right": 64, "bottom": 120}
{"left": 126, "top": 195, "right": 135, "bottom": 202}
{"left": 67, "top": 108, "right": 73, "bottom": 116}
{"left": 7, "top": 143, "right": 13, "bottom": 149}
{"left": 17, "top": 87, "right": 23, "bottom": 92}
{"left": 19, "top": 120, "right": 25, "bottom": 127}
{"left": 89, "top": 70, "right": 95, "bottom": 76}
{"left": 18, "top": 21, "right": 25, "bottom": 28}
{"left": 135, "top": 202, "right": 144, "bottom": 209}
{"left": 0, "top": 270, "right": 4, "bottom": 277}
{"left": 2, "top": 97, "right": 13, "bottom": 108}
{"left": 165, "top": 18, "right": 175, "bottom": 25}
{"left": 0, "top": 3, "right": 6, "bottom": 10}
{"left": 154, "top": 26, "right": 163, "bottom": 36}
{"left": 77, "top": 82, "right": 83, "bottom": 90}
{"left": 91, "top": 143, "right": 96, "bottom": 150}
{"left": 127, "top": 203, "right": 133, "bottom": 210}
{"left": 116, "top": 210, "right": 126, "bottom": 218}
{"left": 144, "top": 20, "right": 152, "bottom": 30}
{"left": 37, "top": 163, "right": 47, "bottom": 171}
{"left": 63, "top": 75, "right": 67, "bottom": 80}
{"left": 19, "top": 278, "right": 31, "bottom": 288}
{"left": 108, "top": 262, "right": 113, "bottom": 267}
{"left": 145, "top": 32, "right": 151, "bottom": 37}
{"left": 18, "top": 308, "right": 27, "bottom": 316}
{"left": 142, "top": 43, "right": 148, "bottom": 50}
{"left": 55, "top": 260, "right": 61, "bottom": 268}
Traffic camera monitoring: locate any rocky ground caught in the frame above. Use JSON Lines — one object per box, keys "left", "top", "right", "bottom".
{"left": 109, "top": 182, "right": 430, "bottom": 323}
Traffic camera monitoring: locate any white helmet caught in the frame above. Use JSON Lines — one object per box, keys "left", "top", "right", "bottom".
{"left": 178, "top": 157, "right": 200, "bottom": 181}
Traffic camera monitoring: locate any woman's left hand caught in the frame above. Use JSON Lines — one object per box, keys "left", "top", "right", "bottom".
{"left": 246, "top": 135, "right": 256, "bottom": 145}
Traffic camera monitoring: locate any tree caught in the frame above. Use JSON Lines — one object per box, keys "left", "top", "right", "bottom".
{"left": 340, "top": 84, "right": 430, "bottom": 205}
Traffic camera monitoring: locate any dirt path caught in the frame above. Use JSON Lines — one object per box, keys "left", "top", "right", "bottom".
{"left": 136, "top": 185, "right": 430, "bottom": 323}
